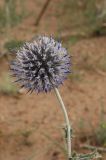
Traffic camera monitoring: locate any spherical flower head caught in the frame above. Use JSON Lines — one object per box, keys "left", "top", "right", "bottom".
{"left": 10, "top": 36, "right": 71, "bottom": 93}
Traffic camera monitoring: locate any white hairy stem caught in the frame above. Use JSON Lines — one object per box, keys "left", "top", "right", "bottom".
{"left": 54, "top": 87, "right": 72, "bottom": 159}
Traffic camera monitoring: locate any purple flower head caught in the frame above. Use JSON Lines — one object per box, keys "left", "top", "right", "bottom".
{"left": 10, "top": 36, "right": 70, "bottom": 93}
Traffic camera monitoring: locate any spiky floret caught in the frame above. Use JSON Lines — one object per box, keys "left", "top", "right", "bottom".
{"left": 10, "top": 36, "right": 70, "bottom": 93}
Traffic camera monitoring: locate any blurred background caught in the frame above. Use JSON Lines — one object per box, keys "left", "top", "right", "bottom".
{"left": 0, "top": 0, "right": 106, "bottom": 160}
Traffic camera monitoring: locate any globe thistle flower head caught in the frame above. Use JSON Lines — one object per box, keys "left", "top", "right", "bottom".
{"left": 10, "top": 36, "right": 71, "bottom": 93}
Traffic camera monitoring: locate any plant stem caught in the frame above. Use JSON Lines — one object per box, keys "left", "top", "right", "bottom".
{"left": 35, "top": 0, "right": 51, "bottom": 26}
{"left": 5, "top": 0, "right": 11, "bottom": 40}
{"left": 54, "top": 87, "right": 72, "bottom": 159}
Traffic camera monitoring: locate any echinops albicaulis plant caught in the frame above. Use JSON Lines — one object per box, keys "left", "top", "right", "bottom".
{"left": 10, "top": 36, "right": 101, "bottom": 160}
